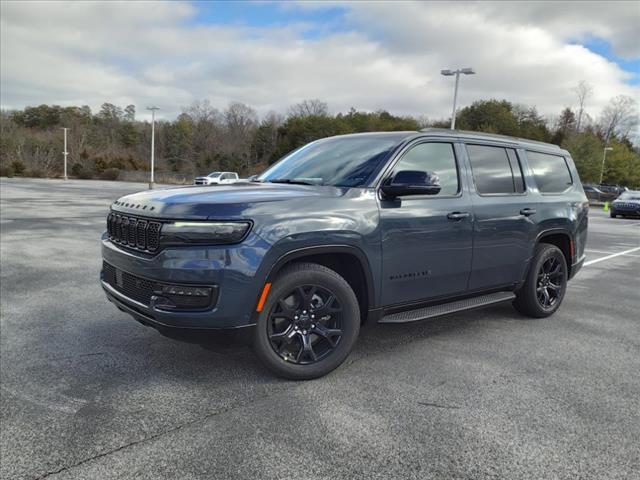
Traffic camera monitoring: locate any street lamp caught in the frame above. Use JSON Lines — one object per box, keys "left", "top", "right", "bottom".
{"left": 599, "top": 146, "right": 614, "bottom": 185}
{"left": 61, "top": 127, "right": 69, "bottom": 180}
{"left": 147, "top": 106, "right": 160, "bottom": 189}
{"left": 441, "top": 67, "right": 475, "bottom": 130}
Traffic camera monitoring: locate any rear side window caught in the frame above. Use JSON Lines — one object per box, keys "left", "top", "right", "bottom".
{"left": 526, "top": 151, "right": 573, "bottom": 193}
{"left": 467, "top": 144, "right": 525, "bottom": 195}
{"left": 392, "top": 142, "right": 459, "bottom": 196}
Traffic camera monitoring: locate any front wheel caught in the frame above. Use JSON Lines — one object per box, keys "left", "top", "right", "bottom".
{"left": 514, "top": 243, "right": 568, "bottom": 318}
{"left": 610, "top": 210, "right": 617, "bottom": 218}
{"left": 253, "top": 262, "right": 360, "bottom": 380}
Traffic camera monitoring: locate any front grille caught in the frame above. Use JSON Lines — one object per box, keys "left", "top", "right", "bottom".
{"left": 616, "top": 203, "right": 639, "bottom": 209}
{"left": 102, "top": 262, "right": 217, "bottom": 310}
{"left": 107, "top": 213, "right": 161, "bottom": 253}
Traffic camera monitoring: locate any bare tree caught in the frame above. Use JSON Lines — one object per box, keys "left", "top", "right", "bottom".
{"left": 182, "top": 99, "right": 220, "bottom": 125}
{"left": 288, "top": 99, "right": 329, "bottom": 118}
{"left": 574, "top": 80, "right": 593, "bottom": 133}
{"left": 598, "top": 95, "right": 638, "bottom": 144}
{"left": 223, "top": 102, "right": 258, "bottom": 172}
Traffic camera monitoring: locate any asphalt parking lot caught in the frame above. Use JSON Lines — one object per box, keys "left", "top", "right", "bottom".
{"left": 1, "top": 177, "right": 639, "bottom": 480}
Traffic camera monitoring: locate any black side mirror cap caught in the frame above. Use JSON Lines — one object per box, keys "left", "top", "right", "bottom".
{"left": 380, "top": 170, "right": 441, "bottom": 198}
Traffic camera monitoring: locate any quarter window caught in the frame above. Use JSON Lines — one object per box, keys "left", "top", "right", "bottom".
{"left": 392, "top": 143, "right": 459, "bottom": 196}
{"left": 526, "top": 151, "right": 573, "bottom": 193}
{"left": 467, "top": 144, "right": 525, "bottom": 195}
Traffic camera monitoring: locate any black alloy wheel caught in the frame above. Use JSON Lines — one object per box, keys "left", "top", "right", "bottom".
{"left": 513, "top": 243, "right": 568, "bottom": 318}
{"left": 253, "top": 262, "right": 360, "bottom": 380}
{"left": 536, "top": 256, "right": 564, "bottom": 309}
{"left": 267, "top": 285, "right": 343, "bottom": 365}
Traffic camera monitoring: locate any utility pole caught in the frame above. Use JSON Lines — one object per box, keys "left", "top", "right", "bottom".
{"left": 147, "top": 106, "right": 159, "bottom": 189}
{"left": 441, "top": 68, "right": 476, "bottom": 130}
{"left": 62, "top": 127, "right": 69, "bottom": 180}
{"left": 599, "top": 146, "right": 613, "bottom": 185}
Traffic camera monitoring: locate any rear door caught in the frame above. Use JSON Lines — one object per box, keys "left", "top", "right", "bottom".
{"left": 464, "top": 143, "right": 537, "bottom": 290}
{"left": 379, "top": 140, "right": 474, "bottom": 306}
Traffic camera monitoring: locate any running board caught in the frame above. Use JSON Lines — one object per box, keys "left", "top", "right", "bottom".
{"left": 379, "top": 291, "right": 516, "bottom": 324}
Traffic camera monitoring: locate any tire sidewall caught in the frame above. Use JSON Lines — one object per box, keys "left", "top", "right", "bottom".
{"left": 253, "top": 265, "right": 360, "bottom": 380}
{"left": 526, "top": 244, "right": 568, "bottom": 317}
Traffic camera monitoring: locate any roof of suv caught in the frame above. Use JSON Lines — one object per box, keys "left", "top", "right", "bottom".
{"left": 328, "top": 130, "right": 566, "bottom": 155}
{"left": 418, "top": 128, "right": 565, "bottom": 153}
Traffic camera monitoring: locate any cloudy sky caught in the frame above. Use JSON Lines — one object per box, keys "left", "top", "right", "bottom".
{"left": 1, "top": 1, "right": 638, "bottom": 122}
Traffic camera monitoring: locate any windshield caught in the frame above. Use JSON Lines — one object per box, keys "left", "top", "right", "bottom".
{"left": 619, "top": 191, "right": 640, "bottom": 200}
{"left": 207, "top": 172, "right": 221, "bottom": 178}
{"left": 258, "top": 135, "right": 404, "bottom": 187}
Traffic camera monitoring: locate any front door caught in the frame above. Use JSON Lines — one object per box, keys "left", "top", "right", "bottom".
{"left": 379, "top": 141, "right": 473, "bottom": 306}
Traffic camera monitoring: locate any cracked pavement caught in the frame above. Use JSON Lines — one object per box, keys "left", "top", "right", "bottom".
{"left": 1, "top": 178, "right": 639, "bottom": 479}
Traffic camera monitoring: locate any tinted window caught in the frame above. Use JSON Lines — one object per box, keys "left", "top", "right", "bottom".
{"left": 467, "top": 144, "right": 522, "bottom": 194}
{"left": 259, "top": 135, "right": 405, "bottom": 187}
{"left": 392, "top": 142, "right": 459, "bottom": 196}
{"left": 526, "top": 151, "right": 573, "bottom": 193}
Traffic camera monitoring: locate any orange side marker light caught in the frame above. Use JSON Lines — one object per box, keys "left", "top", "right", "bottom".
{"left": 256, "top": 283, "right": 272, "bottom": 312}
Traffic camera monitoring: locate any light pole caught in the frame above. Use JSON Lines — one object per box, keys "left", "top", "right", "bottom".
{"left": 61, "top": 127, "right": 69, "bottom": 180}
{"left": 147, "top": 106, "right": 160, "bottom": 189}
{"left": 441, "top": 67, "right": 475, "bottom": 130}
{"left": 599, "top": 146, "right": 613, "bottom": 185}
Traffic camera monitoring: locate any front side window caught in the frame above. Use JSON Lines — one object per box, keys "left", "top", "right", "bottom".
{"left": 259, "top": 135, "right": 405, "bottom": 187}
{"left": 467, "top": 144, "right": 524, "bottom": 195}
{"left": 526, "top": 151, "right": 573, "bottom": 193}
{"left": 391, "top": 142, "right": 459, "bottom": 196}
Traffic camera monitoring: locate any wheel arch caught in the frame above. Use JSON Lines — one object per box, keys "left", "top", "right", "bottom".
{"left": 535, "top": 228, "right": 574, "bottom": 278}
{"left": 265, "top": 245, "right": 376, "bottom": 324}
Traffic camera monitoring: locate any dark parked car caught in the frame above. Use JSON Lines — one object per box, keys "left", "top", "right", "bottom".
{"left": 610, "top": 190, "right": 640, "bottom": 218}
{"left": 101, "top": 129, "right": 588, "bottom": 379}
{"left": 583, "top": 185, "right": 605, "bottom": 202}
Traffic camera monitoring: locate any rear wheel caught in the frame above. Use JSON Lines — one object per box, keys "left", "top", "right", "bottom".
{"left": 253, "top": 262, "right": 360, "bottom": 380}
{"left": 514, "top": 243, "right": 568, "bottom": 318}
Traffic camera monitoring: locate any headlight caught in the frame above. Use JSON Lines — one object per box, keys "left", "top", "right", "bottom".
{"left": 160, "top": 221, "right": 251, "bottom": 245}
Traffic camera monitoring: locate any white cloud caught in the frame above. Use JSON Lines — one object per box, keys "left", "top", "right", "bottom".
{"left": 1, "top": 0, "right": 638, "bottom": 125}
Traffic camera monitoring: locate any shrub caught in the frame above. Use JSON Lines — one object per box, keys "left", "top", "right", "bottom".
{"left": 71, "top": 163, "right": 84, "bottom": 177}
{"left": 77, "top": 169, "right": 94, "bottom": 179}
{"left": 94, "top": 157, "right": 108, "bottom": 173}
{"left": 100, "top": 168, "right": 120, "bottom": 181}
{"left": 25, "top": 169, "right": 45, "bottom": 178}
{"left": 0, "top": 165, "right": 14, "bottom": 177}
{"left": 10, "top": 160, "right": 25, "bottom": 175}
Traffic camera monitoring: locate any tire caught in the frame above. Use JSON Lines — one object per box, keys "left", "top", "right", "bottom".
{"left": 252, "top": 262, "right": 360, "bottom": 380}
{"left": 610, "top": 210, "right": 617, "bottom": 218}
{"left": 513, "top": 243, "right": 568, "bottom": 318}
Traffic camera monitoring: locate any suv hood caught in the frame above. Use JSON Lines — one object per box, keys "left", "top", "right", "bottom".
{"left": 110, "top": 182, "right": 347, "bottom": 219}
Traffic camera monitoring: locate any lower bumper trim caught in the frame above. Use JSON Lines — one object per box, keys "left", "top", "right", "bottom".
{"left": 103, "top": 283, "right": 256, "bottom": 341}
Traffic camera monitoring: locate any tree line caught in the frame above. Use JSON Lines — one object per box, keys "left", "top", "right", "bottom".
{"left": 1, "top": 87, "right": 638, "bottom": 187}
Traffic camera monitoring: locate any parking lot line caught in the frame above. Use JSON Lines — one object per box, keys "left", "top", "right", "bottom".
{"left": 583, "top": 246, "right": 640, "bottom": 266}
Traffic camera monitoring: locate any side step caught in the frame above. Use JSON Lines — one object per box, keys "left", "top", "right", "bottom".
{"left": 379, "top": 291, "right": 516, "bottom": 324}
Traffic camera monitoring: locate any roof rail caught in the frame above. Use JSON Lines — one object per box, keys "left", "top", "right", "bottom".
{"left": 419, "top": 128, "right": 561, "bottom": 149}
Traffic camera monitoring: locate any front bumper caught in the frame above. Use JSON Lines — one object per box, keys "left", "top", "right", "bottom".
{"left": 102, "top": 281, "right": 255, "bottom": 344}
{"left": 611, "top": 204, "right": 640, "bottom": 216}
{"left": 101, "top": 231, "right": 271, "bottom": 330}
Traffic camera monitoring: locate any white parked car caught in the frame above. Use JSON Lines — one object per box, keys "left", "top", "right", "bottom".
{"left": 194, "top": 171, "right": 239, "bottom": 186}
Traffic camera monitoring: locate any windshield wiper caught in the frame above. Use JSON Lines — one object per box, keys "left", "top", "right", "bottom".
{"left": 268, "top": 178, "right": 317, "bottom": 186}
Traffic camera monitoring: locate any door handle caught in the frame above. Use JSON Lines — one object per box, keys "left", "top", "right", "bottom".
{"left": 520, "top": 208, "right": 537, "bottom": 216}
{"left": 447, "top": 211, "right": 470, "bottom": 220}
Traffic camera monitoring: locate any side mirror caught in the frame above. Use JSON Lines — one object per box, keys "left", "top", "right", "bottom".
{"left": 380, "top": 170, "right": 441, "bottom": 198}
